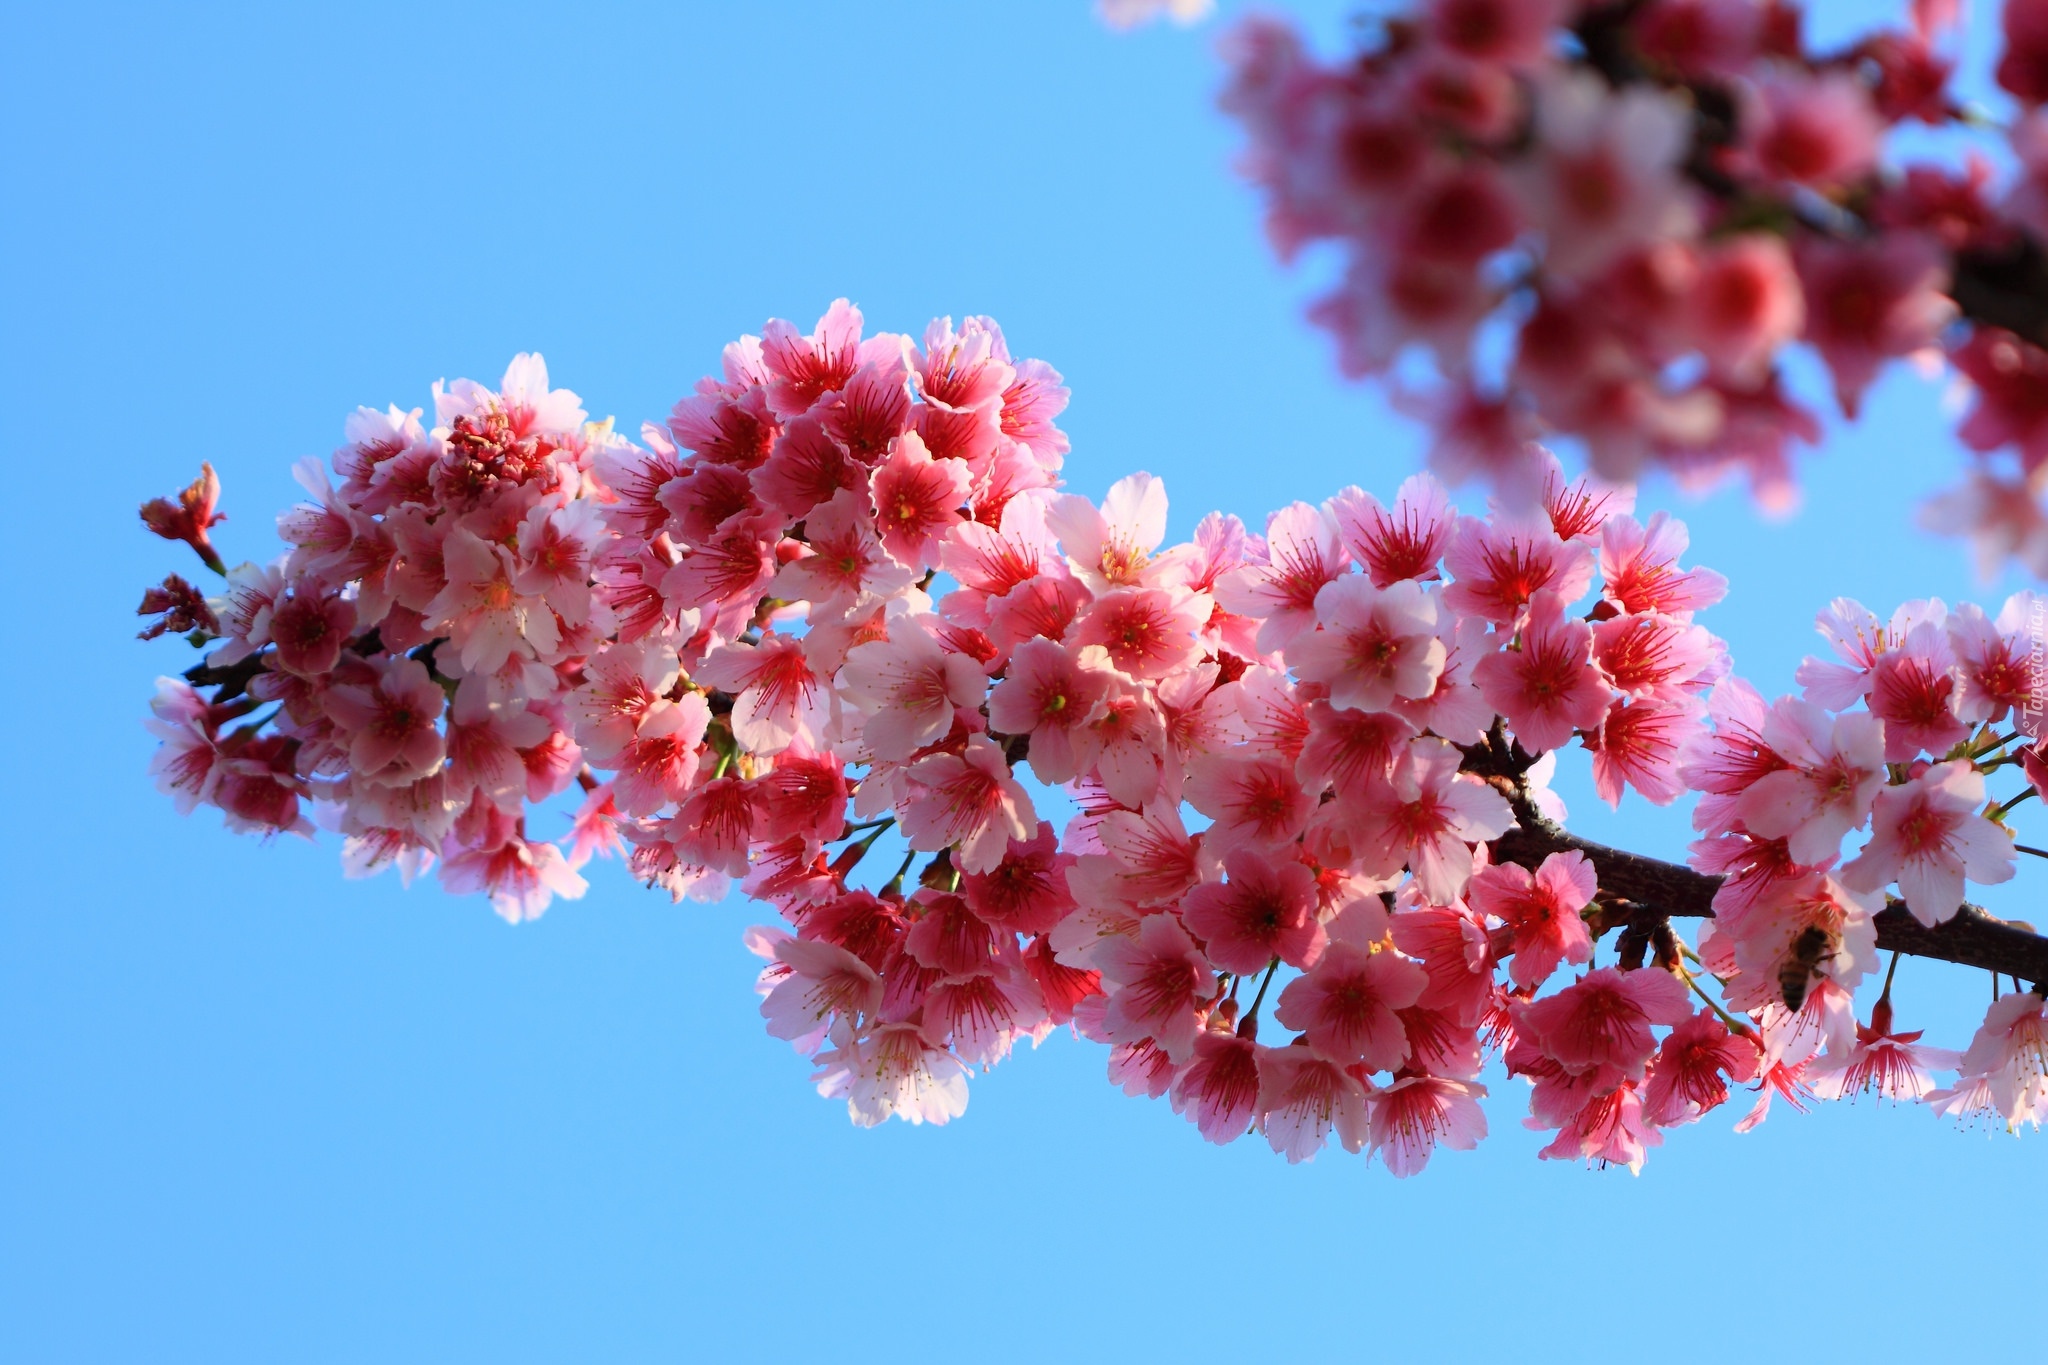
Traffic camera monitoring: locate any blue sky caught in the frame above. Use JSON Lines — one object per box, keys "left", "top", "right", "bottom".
{"left": 3, "top": 2, "right": 2044, "bottom": 1361}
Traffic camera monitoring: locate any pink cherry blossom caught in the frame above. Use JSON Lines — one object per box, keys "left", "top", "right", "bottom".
{"left": 1365, "top": 1075, "right": 1488, "bottom": 1177}
{"left": 1472, "top": 588, "right": 1612, "bottom": 753}
{"left": 1168, "top": 1027, "right": 1262, "bottom": 1144}
{"left": 839, "top": 624, "right": 986, "bottom": 762}
{"left": 1274, "top": 942, "right": 1426, "bottom": 1070}
{"left": 869, "top": 432, "right": 969, "bottom": 570}
{"left": 1255, "top": 1044, "right": 1370, "bottom": 1163}
{"left": 1287, "top": 575, "right": 1446, "bottom": 713}
{"left": 1516, "top": 966, "right": 1693, "bottom": 1081}
{"left": 1346, "top": 737, "right": 1514, "bottom": 901}
{"left": 898, "top": 737, "right": 1036, "bottom": 876}
{"left": 1214, "top": 501, "right": 1349, "bottom": 651}
{"left": 1095, "top": 912, "right": 1217, "bottom": 1065}
{"left": 1182, "top": 845, "right": 1326, "bottom": 973}
{"left": 1838, "top": 760, "right": 2015, "bottom": 924}
{"left": 1466, "top": 851, "right": 1595, "bottom": 991}
{"left": 1732, "top": 698, "right": 1886, "bottom": 865}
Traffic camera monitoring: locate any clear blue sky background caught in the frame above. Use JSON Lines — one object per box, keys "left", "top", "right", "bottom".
{"left": 4, "top": 2, "right": 2044, "bottom": 1361}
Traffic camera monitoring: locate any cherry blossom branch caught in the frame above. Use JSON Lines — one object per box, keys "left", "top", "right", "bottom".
{"left": 1478, "top": 761, "right": 2048, "bottom": 987}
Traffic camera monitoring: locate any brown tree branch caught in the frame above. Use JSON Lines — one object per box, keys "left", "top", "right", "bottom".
{"left": 1488, "top": 784, "right": 2048, "bottom": 988}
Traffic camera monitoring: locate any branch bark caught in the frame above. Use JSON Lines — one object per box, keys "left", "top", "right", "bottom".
{"left": 1490, "top": 788, "right": 2048, "bottom": 988}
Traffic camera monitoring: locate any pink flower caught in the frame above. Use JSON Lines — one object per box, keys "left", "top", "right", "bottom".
{"left": 1516, "top": 966, "right": 1693, "bottom": 1080}
{"left": 1795, "top": 234, "right": 1953, "bottom": 418}
{"left": 1182, "top": 846, "right": 1326, "bottom": 973}
{"left": 1255, "top": 1045, "right": 1369, "bottom": 1163}
{"left": 1838, "top": 761, "right": 2015, "bottom": 925}
{"left": 1689, "top": 235, "right": 1804, "bottom": 383}
{"left": 898, "top": 737, "right": 1036, "bottom": 875}
{"left": 838, "top": 623, "right": 986, "bottom": 762}
{"left": 986, "top": 638, "right": 1114, "bottom": 784}
{"left": 1590, "top": 611, "right": 1719, "bottom": 701}
{"left": 1947, "top": 595, "right": 2036, "bottom": 725}
{"left": 1328, "top": 473, "right": 1454, "bottom": 588}
{"left": 1588, "top": 697, "right": 1698, "bottom": 807}
{"left": 1424, "top": 0, "right": 1564, "bottom": 69}
{"left": 770, "top": 488, "right": 918, "bottom": 620}
{"left": 1287, "top": 575, "right": 1446, "bottom": 712}
{"left": 1365, "top": 1075, "right": 1488, "bottom": 1177}
{"left": 607, "top": 693, "right": 713, "bottom": 816}
{"left": 1738, "top": 71, "right": 1882, "bottom": 190}
{"left": 760, "top": 938, "right": 884, "bottom": 1053}
{"left": 1865, "top": 619, "right": 1967, "bottom": 761}
{"left": 1169, "top": 1028, "right": 1263, "bottom": 1144}
{"left": 959, "top": 822, "right": 1075, "bottom": 935}
{"left": 1598, "top": 512, "right": 1726, "bottom": 618}
{"left": 268, "top": 580, "right": 357, "bottom": 678}
{"left": 1096, "top": 912, "right": 1217, "bottom": 1064}
{"left": 869, "top": 432, "right": 969, "bottom": 570}
{"left": 1296, "top": 701, "right": 1417, "bottom": 802}
{"left": 1443, "top": 515, "right": 1593, "bottom": 625}
{"left": 1808, "top": 1004, "right": 1960, "bottom": 1103}
{"left": 1950, "top": 990, "right": 2048, "bottom": 1126}
{"left": 1537, "top": 1081, "right": 1663, "bottom": 1174}
{"left": 1046, "top": 472, "right": 1174, "bottom": 592}
{"left": 144, "top": 677, "right": 221, "bottom": 814}
{"left": 1070, "top": 585, "right": 1207, "bottom": 681}
{"left": 321, "top": 656, "right": 446, "bottom": 786}
{"left": 759, "top": 298, "right": 866, "bottom": 418}
{"left": 1731, "top": 698, "right": 1886, "bottom": 865}
{"left": 669, "top": 776, "right": 763, "bottom": 877}
{"left": 1347, "top": 737, "right": 1514, "bottom": 902}
{"left": 1214, "top": 501, "right": 1350, "bottom": 651}
{"left": 1642, "top": 1010, "right": 1761, "bottom": 1125}
{"left": 696, "top": 633, "right": 828, "bottom": 756}
{"left": 440, "top": 815, "right": 588, "bottom": 924}
{"left": 1467, "top": 851, "right": 1596, "bottom": 991}
{"left": 1473, "top": 588, "right": 1612, "bottom": 753}
{"left": 811, "top": 1021, "right": 970, "bottom": 1128}
{"left": 1952, "top": 327, "right": 2048, "bottom": 474}
{"left": 1184, "top": 751, "right": 1317, "bottom": 853}
{"left": 1274, "top": 942, "right": 1426, "bottom": 1070}
{"left": 1514, "top": 73, "right": 1695, "bottom": 281}
{"left": 427, "top": 527, "right": 557, "bottom": 675}
{"left": 1390, "top": 901, "right": 1498, "bottom": 1026}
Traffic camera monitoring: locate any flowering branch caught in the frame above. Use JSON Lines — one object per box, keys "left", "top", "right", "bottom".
{"left": 1480, "top": 756, "right": 2048, "bottom": 985}
{"left": 133, "top": 305, "right": 2048, "bottom": 1175}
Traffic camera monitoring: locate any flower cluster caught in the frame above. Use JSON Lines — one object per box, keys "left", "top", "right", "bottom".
{"left": 1684, "top": 592, "right": 2048, "bottom": 1128}
{"left": 1219, "top": 0, "right": 2048, "bottom": 573}
{"left": 140, "top": 307, "right": 2046, "bottom": 1172}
